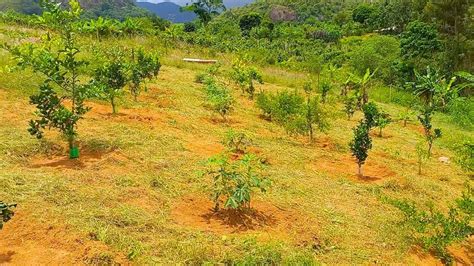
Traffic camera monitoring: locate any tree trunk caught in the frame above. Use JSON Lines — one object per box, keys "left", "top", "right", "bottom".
{"left": 428, "top": 141, "right": 433, "bottom": 157}
{"left": 111, "top": 97, "right": 117, "bottom": 114}
{"left": 379, "top": 128, "right": 383, "bottom": 137}
{"left": 358, "top": 163, "right": 363, "bottom": 177}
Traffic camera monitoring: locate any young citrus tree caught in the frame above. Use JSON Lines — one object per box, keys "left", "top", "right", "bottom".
{"left": 205, "top": 78, "right": 234, "bottom": 121}
{"left": 3, "top": 0, "right": 93, "bottom": 159}
{"left": 128, "top": 49, "right": 161, "bottom": 101}
{"left": 231, "top": 60, "right": 263, "bottom": 99}
{"left": 350, "top": 121, "right": 372, "bottom": 176}
{"left": 374, "top": 111, "right": 391, "bottom": 137}
{"left": 0, "top": 202, "right": 16, "bottom": 230}
{"left": 92, "top": 59, "right": 127, "bottom": 114}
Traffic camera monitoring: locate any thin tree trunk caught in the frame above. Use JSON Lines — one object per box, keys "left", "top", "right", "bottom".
{"left": 358, "top": 163, "right": 363, "bottom": 177}
{"left": 111, "top": 97, "right": 117, "bottom": 114}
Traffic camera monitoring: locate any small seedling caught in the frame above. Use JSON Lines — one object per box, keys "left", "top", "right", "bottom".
{"left": 203, "top": 153, "right": 270, "bottom": 211}
{"left": 0, "top": 202, "right": 17, "bottom": 230}
{"left": 222, "top": 130, "right": 252, "bottom": 154}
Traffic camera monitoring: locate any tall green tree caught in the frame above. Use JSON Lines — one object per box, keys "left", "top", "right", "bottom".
{"left": 183, "top": 0, "right": 226, "bottom": 25}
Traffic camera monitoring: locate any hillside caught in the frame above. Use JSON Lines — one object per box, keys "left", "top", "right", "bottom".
{"left": 0, "top": 0, "right": 150, "bottom": 19}
{"left": 0, "top": 0, "right": 472, "bottom": 264}
{"left": 136, "top": 1, "right": 196, "bottom": 23}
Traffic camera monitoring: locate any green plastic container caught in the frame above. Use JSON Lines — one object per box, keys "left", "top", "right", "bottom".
{"left": 69, "top": 147, "right": 79, "bottom": 159}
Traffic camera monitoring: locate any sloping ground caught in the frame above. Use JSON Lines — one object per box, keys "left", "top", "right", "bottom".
{"left": 0, "top": 59, "right": 472, "bottom": 263}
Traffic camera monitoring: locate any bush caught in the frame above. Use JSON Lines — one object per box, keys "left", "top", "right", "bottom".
{"left": 92, "top": 59, "right": 127, "bottom": 114}
{"left": 256, "top": 90, "right": 304, "bottom": 123}
{"left": 184, "top": 22, "right": 197, "bottom": 32}
{"left": 231, "top": 60, "right": 263, "bottom": 99}
{"left": 203, "top": 153, "right": 270, "bottom": 211}
{"left": 222, "top": 130, "right": 252, "bottom": 154}
{"left": 385, "top": 187, "right": 474, "bottom": 264}
{"left": 256, "top": 88, "right": 329, "bottom": 142}
{"left": 129, "top": 49, "right": 161, "bottom": 101}
{"left": 205, "top": 79, "right": 234, "bottom": 121}
{"left": 0, "top": 202, "right": 16, "bottom": 230}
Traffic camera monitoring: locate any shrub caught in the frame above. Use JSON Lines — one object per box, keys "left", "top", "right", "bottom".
{"left": 374, "top": 110, "right": 391, "bottom": 137}
{"left": 184, "top": 22, "right": 197, "bottom": 32}
{"left": 205, "top": 79, "right": 234, "bottom": 121}
{"left": 385, "top": 187, "right": 474, "bottom": 264}
{"left": 239, "top": 13, "right": 262, "bottom": 36}
{"left": 257, "top": 86, "right": 329, "bottom": 142}
{"left": 349, "top": 121, "right": 372, "bottom": 176}
{"left": 0, "top": 202, "right": 16, "bottom": 230}
{"left": 256, "top": 90, "right": 304, "bottom": 123}
{"left": 129, "top": 49, "right": 161, "bottom": 101}
{"left": 92, "top": 59, "right": 127, "bottom": 114}
{"left": 203, "top": 153, "right": 270, "bottom": 211}
{"left": 222, "top": 130, "right": 252, "bottom": 154}
{"left": 398, "top": 108, "right": 414, "bottom": 127}
{"left": 231, "top": 60, "right": 263, "bottom": 99}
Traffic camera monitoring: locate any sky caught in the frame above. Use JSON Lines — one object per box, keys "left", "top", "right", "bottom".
{"left": 136, "top": 0, "right": 254, "bottom": 8}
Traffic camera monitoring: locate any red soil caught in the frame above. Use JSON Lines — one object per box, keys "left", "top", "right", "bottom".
{"left": 170, "top": 195, "right": 320, "bottom": 247}
{"left": 409, "top": 238, "right": 474, "bottom": 265}
{"left": 0, "top": 211, "right": 127, "bottom": 265}
{"left": 314, "top": 154, "right": 396, "bottom": 183}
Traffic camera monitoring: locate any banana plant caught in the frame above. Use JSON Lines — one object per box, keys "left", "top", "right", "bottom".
{"left": 120, "top": 18, "right": 141, "bottom": 38}
{"left": 84, "top": 17, "right": 115, "bottom": 41}
{"left": 349, "top": 68, "right": 377, "bottom": 107}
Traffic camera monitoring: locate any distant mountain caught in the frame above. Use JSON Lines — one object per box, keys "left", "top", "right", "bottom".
{"left": 136, "top": 1, "right": 196, "bottom": 23}
{"left": 0, "top": 0, "right": 151, "bottom": 19}
{"left": 138, "top": 0, "right": 254, "bottom": 8}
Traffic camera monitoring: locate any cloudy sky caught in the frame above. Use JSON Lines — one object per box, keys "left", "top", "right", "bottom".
{"left": 137, "top": 0, "right": 254, "bottom": 7}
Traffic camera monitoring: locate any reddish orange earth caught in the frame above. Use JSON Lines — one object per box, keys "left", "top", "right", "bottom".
{"left": 0, "top": 211, "right": 127, "bottom": 265}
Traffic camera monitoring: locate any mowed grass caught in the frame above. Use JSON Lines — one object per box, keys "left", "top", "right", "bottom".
{"left": 0, "top": 23, "right": 472, "bottom": 264}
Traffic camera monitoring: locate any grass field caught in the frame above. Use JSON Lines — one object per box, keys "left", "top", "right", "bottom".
{"left": 0, "top": 23, "right": 472, "bottom": 264}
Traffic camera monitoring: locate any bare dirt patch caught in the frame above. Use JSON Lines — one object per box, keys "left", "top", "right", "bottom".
{"left": 409, "top": 238, "right": 474, "bottom": 265}
{"left": 171, "top": 195, "right": 319, "bottom": 246}
{"left": 29, "top": 147, "right": 128, "bottom": 170}
{"left": 0, "top": 211, "right": 126, "bottom": 265}
{"left": 314, "top": 155, "right": 396, "bottom": 183}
